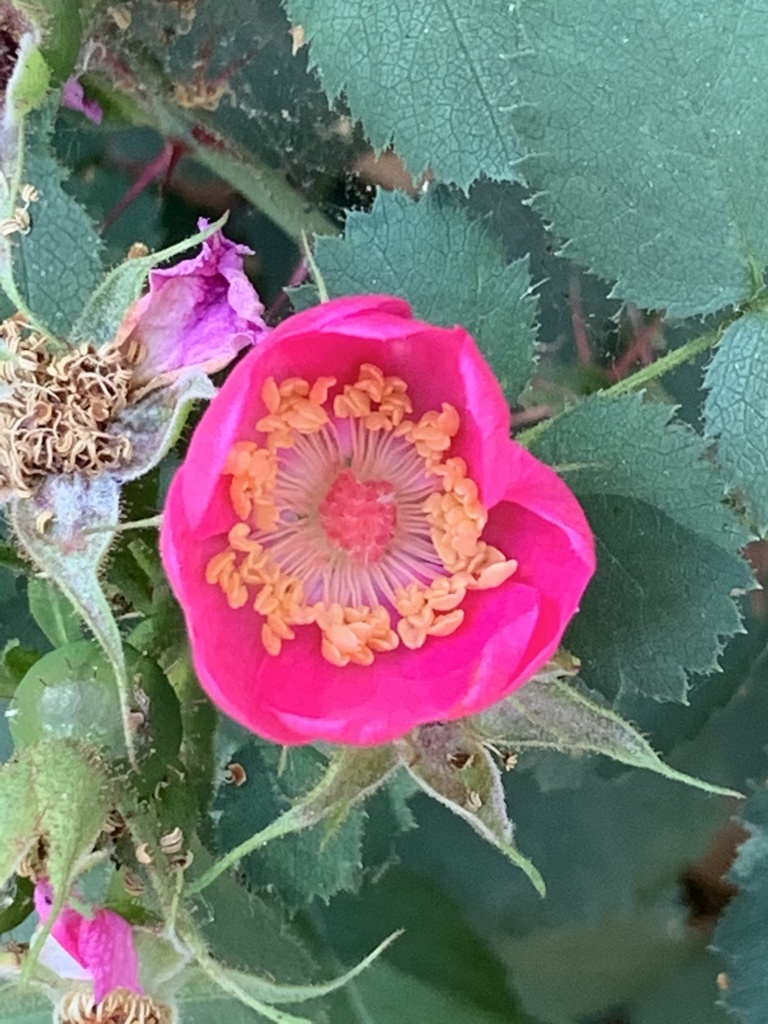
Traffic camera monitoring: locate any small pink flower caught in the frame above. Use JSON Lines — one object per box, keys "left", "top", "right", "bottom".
{"left": 34, "top": 879, "right": 142, "bottom": 1003}
{"left": 61, "top": 78, "right": 103, "bottom": 124}
{"left": 115, "top": 220, "right": 269, "bottom": 388}
{"left": 160, "top": 295, "right": 595, "bottom": 745}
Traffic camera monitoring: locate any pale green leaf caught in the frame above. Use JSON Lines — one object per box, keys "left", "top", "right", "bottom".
{"left": 12, "top": 101, "right": 103, "bottom": 335}
{"left": 512, "top": 0, "right": 768, "bottom": 315}
{"left": 298, "top": 189, "right": 537, "bottom": 401}
{"left": 704, "top": 312, "right": 768, "bottom": 532}
{"left": 10, "top": 474, "right": 135, "bottom": 762}
{"left": 713, "top": 781, "right": 768, "bottom": 1023}
{"left": 0, "top": 758, "right": 39, "bottom": 888}
{"left": 396, "top": 723, "right": 544, "bottom": 894}
{"left": 25, "top": 740, "right": 111, "bottom": 902}
{"left": 9, "top": 640, "right": 123, "bottom": 752}
{"left": 113, "top": 373, "right": 216, "bottom": 483}
{"left": 284, "top": 0, "right": 525, "bottom": 189}
{"left": 475, "top": 676, "right": 741, "bottom": 797}
{"left": 5, "top": 38, "right": 50, "bottom": 123}
{"left": 530, "top": 395, "right": 752, "bottom": 703}
{"left": 26, "top": 577, "right": 82, "bottom": 647}
{"left": 0, "top": 986, "right": 49, "bottom": 1024}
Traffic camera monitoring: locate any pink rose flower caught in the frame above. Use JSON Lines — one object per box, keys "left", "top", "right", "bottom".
{"left": 115, "top": 220, "right": 269, "bottom": 389}
{"left": 160, "top": 295, "right": 595, "bottom": 745}
{"left": 34, "top": 879, "right": 142, "bottom": 1003}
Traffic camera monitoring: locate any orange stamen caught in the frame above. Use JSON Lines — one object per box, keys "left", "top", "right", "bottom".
{"left": 205, "top": 366, "right": 517, "bottom": 668}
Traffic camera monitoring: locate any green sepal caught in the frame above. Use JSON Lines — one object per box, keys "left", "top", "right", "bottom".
{"left": 395, "top": 722, "right": 545, "bottom": 895}
{"left": 475, "top": 674, "right": 743, "bottom": 798}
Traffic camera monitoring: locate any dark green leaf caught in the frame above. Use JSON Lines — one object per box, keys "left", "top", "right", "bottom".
{"left": 12, "top": 101, "right": 104, "bottom": 335}
{"left": 298, "top": 189, "right": 537, "bottom": 401}
{"left": 704, "top": 312, "right": 768, "bottom": 532}
{"left": 530, "top": 395, "right": 752, "bottom": 703}
{"left": 713, "top": 779, "right": 768, "bottom": 1024}
{"left": 215, "top": 742, "right": 368, "bottom": 912}
{"left": 512, "top": 0, "right": 768, "bottom": 315}
{"left": 284, "top": 0, "right": 525, "bottom": 190}
{"left": 320, "top": 870, "right": 533, "bottom": 1023}
{"left": 0, "top": 874, "right": 33, "bottom": 934}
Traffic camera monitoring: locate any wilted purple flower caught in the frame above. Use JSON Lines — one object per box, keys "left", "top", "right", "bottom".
{"left": 114, "top": 220, "right": 269, "bottom": 390}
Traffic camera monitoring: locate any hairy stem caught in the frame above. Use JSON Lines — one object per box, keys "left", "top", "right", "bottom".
{"left": 517, "top": 324, "right": 722, "bottom": 449}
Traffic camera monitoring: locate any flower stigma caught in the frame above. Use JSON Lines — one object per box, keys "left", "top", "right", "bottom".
{"left": 206, "top": 364, "right": 519, "bottom": 667}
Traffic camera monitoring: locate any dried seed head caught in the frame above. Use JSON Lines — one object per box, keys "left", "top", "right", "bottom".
{"left": 56, "top": 987, "right": 174, "bottom": 1024}
{"left": 0, "top": 317, "right": 138, "bottom": 497}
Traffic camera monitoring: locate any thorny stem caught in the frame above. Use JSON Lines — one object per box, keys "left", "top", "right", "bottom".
{"left": 516, "top": 324, "right": 722, "bottom": 450}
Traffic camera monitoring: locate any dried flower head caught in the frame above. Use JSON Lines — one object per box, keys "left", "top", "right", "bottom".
{"left": 0, "top": 315, "right": 142, "bottom": 498}
{"left": 56, "top": 987, "right": 173, "bottom": 1024}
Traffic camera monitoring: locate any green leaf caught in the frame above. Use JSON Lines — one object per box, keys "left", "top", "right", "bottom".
{"left": 284, "top": 0, "right": 525, "bottom": 189}
{"left": 26, "top": 577, "right": 82, "bottom": 647}
{"left": 0, "top": 987, "right": 49, "bottom": 1024}
{"left": 9, "top": 640, "right": 123, "bottom": 752}
{"left": 530, "top": 395, "right": 752, "bottom": 703}
{"left": 475, "top": 676, "right": 741, "bottom": 797}
{"left": 12, "top": 100, "right": 103, "bottom": 335}
{"left": 70, "top": 215, "right": 228, "bottom": 347}
{"left": 396, "top": 723, "right": 544, "bottom": 894}
{"left": 713, "top": 780, "right": 768, "bottom": 1024}
{"left": 4, "top": 38, "right": 50, "bottom": 123}
{"left": 193, "top": 743, "right": 398, "bottom": 899}
{"left": 10, "top": 474, "right": 136, "bottom": 764}
{"left": 511, "top": 0, "right": 768, "bottom": 316}
{"left": 320, "top": 870, "right": 534, "bottom": 1023}
{"left": 215, "top": 743, "right": 369, "bottom": 912}
{"left": 298, "top": 189, "right": 537, "bottom": 401}
{"left": 704, "top": 312, "right": 768, "bottom": 532}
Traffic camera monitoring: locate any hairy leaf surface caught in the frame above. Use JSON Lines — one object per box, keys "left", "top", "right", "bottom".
{"left": 531, "top": 395, "right": 752, "bottom": 702}
{"left": 513, "top": 0, "right": 768, "bottom": 315}
{"left": 284, "top": 0, "right": 525, "bottom": 188}
{"left": 298, "top": 189, "right": 537, "bottom": 401}
{"left": 704, "top": 311, "right": 768, "bottom": 532}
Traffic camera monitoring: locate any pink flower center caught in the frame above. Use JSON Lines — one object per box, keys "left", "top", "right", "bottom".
{"left": 319, "top": 470, "right": 397, "bottom": 565}
{"left": 206, "top": 364, "right": 519, "bottom": 667}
